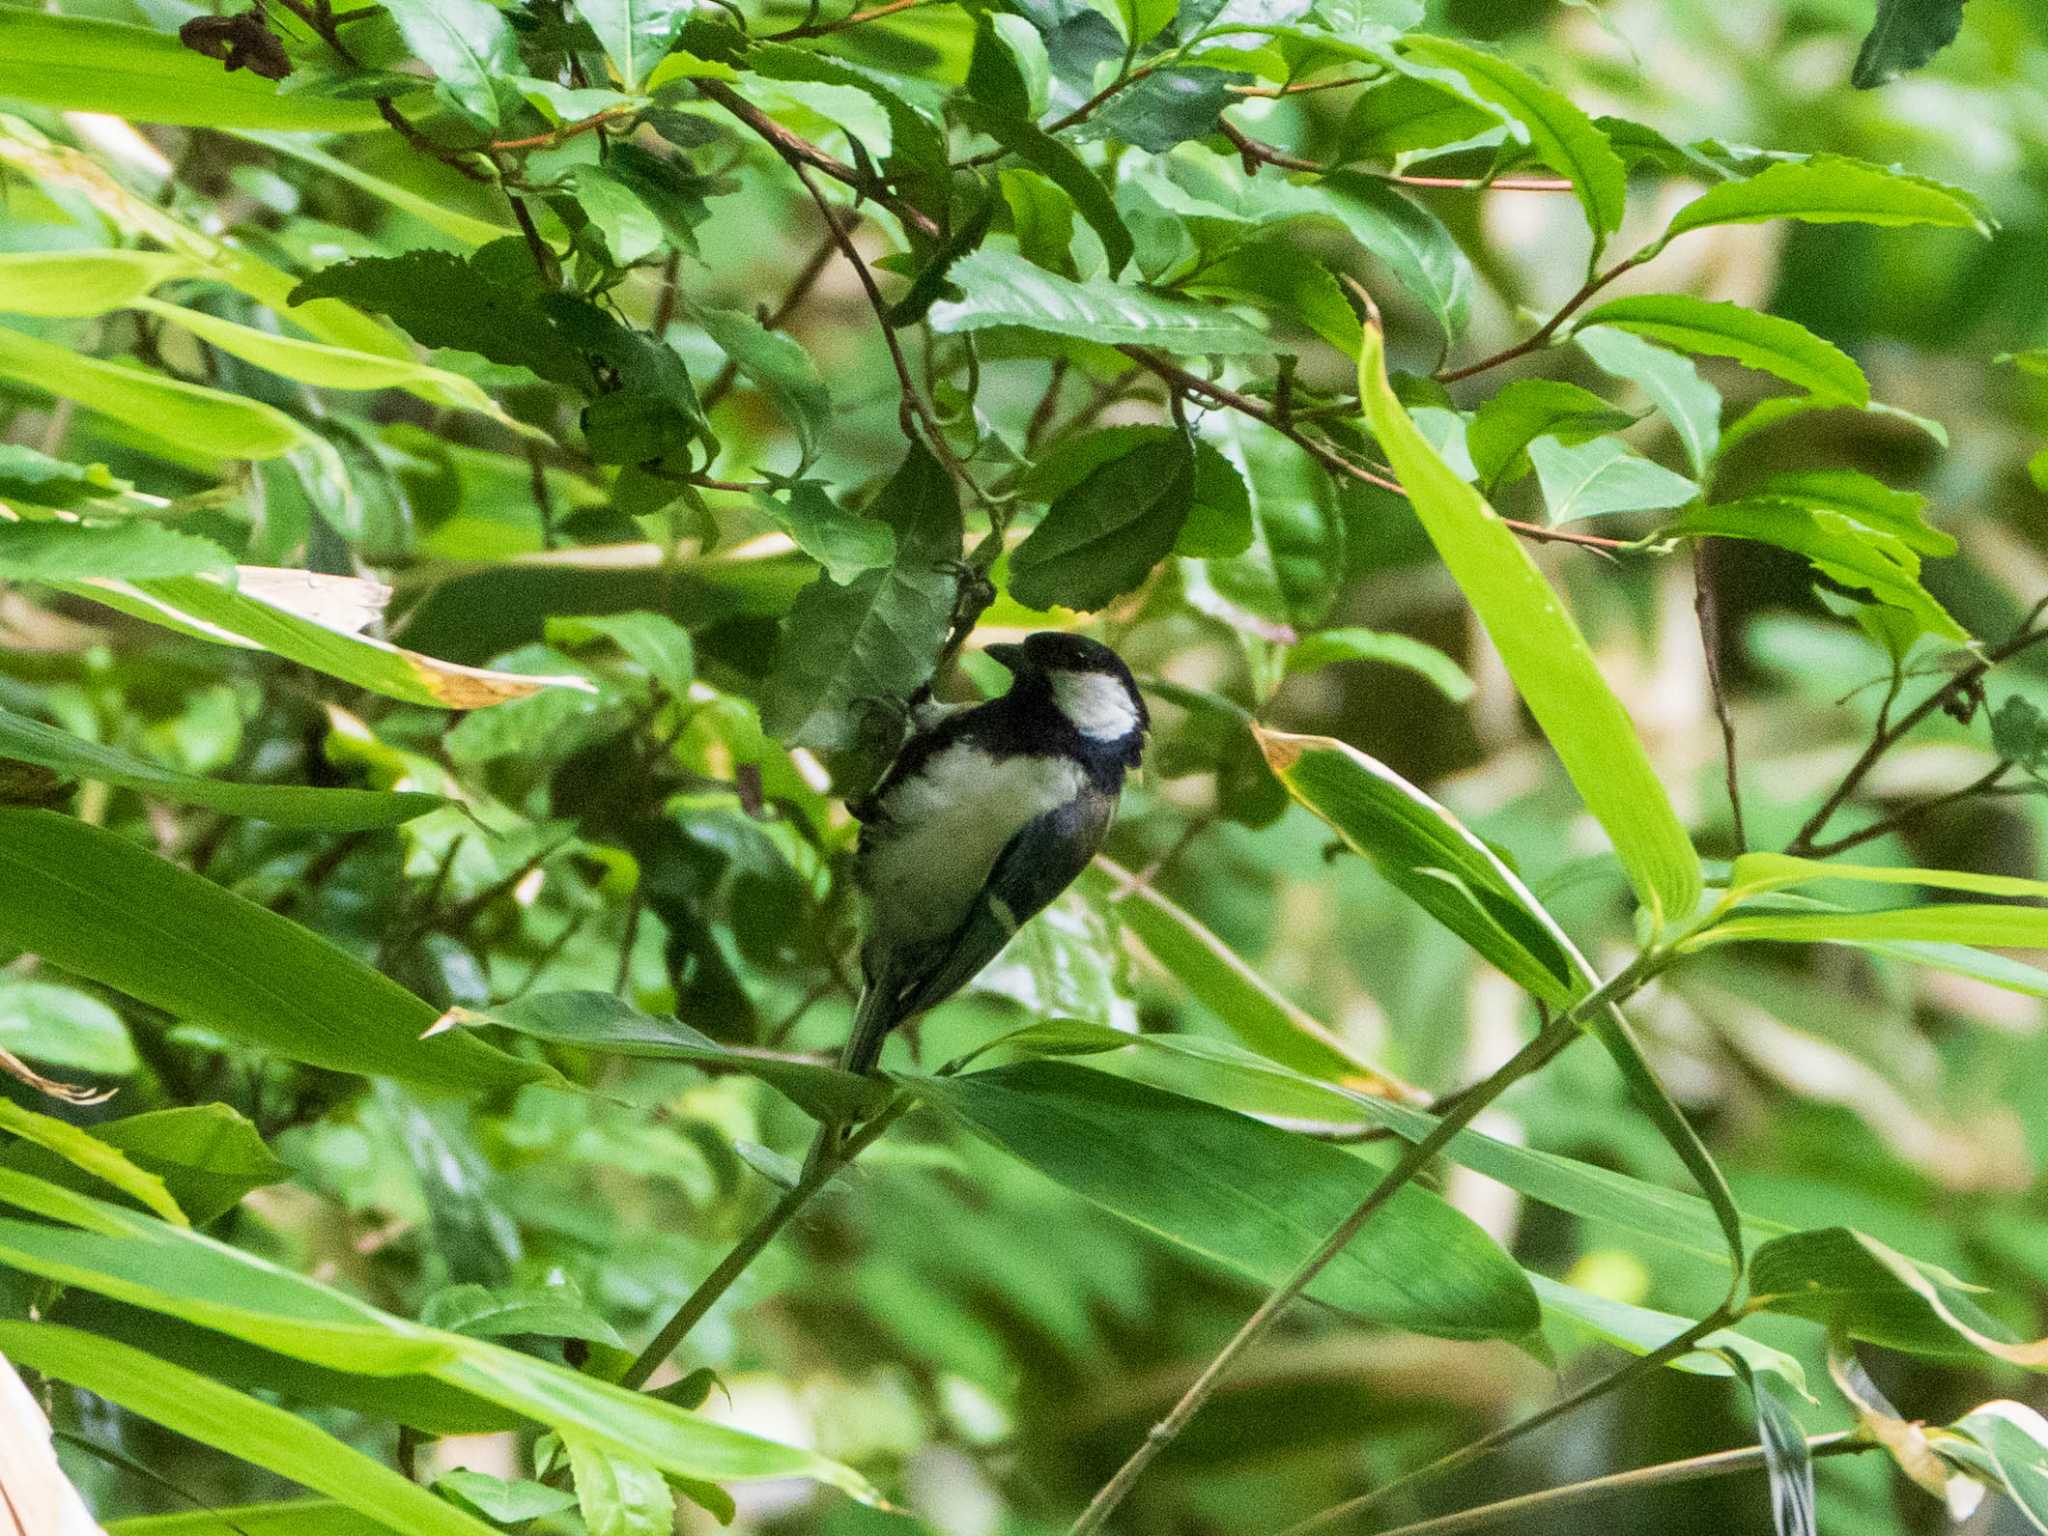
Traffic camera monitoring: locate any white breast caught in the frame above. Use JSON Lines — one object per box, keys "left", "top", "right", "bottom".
{"left": 861, "top": 743, "right": 1086, "bottom": 947}
{"left": 1050, "top": 670, "right": 1140, "bottom": 741}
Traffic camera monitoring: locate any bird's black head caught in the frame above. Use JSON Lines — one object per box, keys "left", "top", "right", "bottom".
{"left": 986, "top": 631, "right": 1148, "bottom": 768}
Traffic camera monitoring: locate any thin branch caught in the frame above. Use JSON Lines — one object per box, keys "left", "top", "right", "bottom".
{"left": 1275, "top": 1307, "right": 1739, "bottom": 1536}
{"left": 697, "top": 80, "right": 941, "bottom": 240}
{"left": 960, "top": 63, "right": 1167, "bottom": 167}
{"left": 1784, "top": 603, "right": 2048, "bottom": 857}
{"left": 1217, "top": 120, "right": 1571, "bottom": 191}
{"left": 1364, "top": 1434, "right": 1866, "bottom": 1536}
{"left": 1800, "top": 761, "right": 2017, "bottom": 860}
{"left": 1069, "top": 1005, "right": 1595, "bottom": 1535}
{"left": 1693, "top": 540, "right": 1747, "bottom": 851}
{"left": 1119, "top": 348, "right": 1626, "bottom": 555}
{"left": 619, "top": 1095, "right": 913, "bottom": 1389}
{"left": 489, "top": 105, "right": 640, "bottom": 152}
{"left": 769, "top": 0, "right": 934, "bottom": 40}
{"left": 1436, "top": 255, "right": 1647, "bottom": 384}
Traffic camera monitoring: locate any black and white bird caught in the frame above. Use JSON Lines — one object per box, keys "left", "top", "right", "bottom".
{"left": 829, "top": 631, "right": 1148, "bottom": 1091}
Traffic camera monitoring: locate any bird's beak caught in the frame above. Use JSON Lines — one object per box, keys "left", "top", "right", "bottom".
{"left": 985, "top": 642, "right": 1029, "bottom": 672}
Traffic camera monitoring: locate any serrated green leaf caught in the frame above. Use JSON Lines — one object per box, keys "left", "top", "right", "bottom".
{"left": 928, "top": 249, "right": 1270, "bottom": 352}
{"left": 1398, "top": 36, "right": 1626, "bottom": 253}
{"left": 1466, "top": 378, "right": 1636, "bottom": 487}
{"left": 1010, "top": 430, "right": 1194, "bottom": 610}
{"left": 1655, "top": 154, "right": 1989, "bottom": 248}
{"left": 1530, "top": 435, "right": 1699, "bottom": 523}
{"left": 1576, "top": 325, "right": 1721, "bottom": 477}
{"left": 1853, "top": 0, "right": 1968, "bottom": 88}
{"left": 571, "top": 0, "right": 692, "bottom": 91}
{"left": 955, "top": 101, "right": 1133, "bottom": 275}
{"left": 381, "top": 0, "right": 519, "bottom": 130}
{"left": 1577, "top": 294, "right": 1870, "bottom": 406}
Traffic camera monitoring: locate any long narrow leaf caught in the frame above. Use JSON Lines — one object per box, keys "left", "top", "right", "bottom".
{"left": 1357, "top": 320, "right": 1702, "bottom": 929}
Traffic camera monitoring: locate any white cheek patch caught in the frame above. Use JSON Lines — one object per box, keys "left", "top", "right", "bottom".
{"left": 1050, "top": 669, "right": 1141, "bottom": 741}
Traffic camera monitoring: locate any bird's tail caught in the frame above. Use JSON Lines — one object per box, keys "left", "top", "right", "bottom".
{"left": 798, "top": 970, "right": 902, "bottom": 1183}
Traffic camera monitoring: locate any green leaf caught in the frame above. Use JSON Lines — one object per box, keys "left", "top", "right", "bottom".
{"left": 381, "top": 0, "right": 519, "bottom": 130}
{"left": 0, "top": 702, "right": 443, "bottom": 829}
{"left": 1081, "top": 860, "right": 1406, "bottom": 1088}
{"left": 0, "top": 810, "right": 543, "bottom": 1095}
{"left": 544, "top": 612, "right": 696, "bottom": 697}
{"left": 1282, "top": 627, "right": 1475, "bottom": 701}
{"left": 106, "top": 1504, "right": 391, "bottom": 1535}
{"left": 2, "top": 1104, "right": 287, "bottom": 1228}
{"left": 1397, "top": 36, "right": 1626, "bottom": 253}
{"left": 0, "top": 249, "right": 200, "bottom": 317}
{"left": 1313, "top": 173, "right": 1473, "bottom": 346}
{"left": 1533, "top": 1276, "right": 1806, "bottom": 1388}
{"left": 1694, "top": 904, "right": 2048, "bottom": 951}
{"left": 0, "top": 12, "right": 386, "bottom": 131}
{"left": 0, "top": 325, "right": 307, "bottom": 461}
{"left": 1724, "top": 852, "right": 2048, "bottom": 906}
{"left": 690, "top": 303, "right": 831, "bottom": 465}
{"left": 0, "top": 978, "right": 136, "bottom": 1077}
{"left": 61, "top": 570, "right": 599, "bottom": 709}
{"left": 0, "top": 521, "right": 233, "bottom": 582}
{"left": 565, "top": 1432, "right": 681, "bottom": 1536}
{"left": 1575, "top": 295, "right": 1870, "bottom": 406}
{"left": 1852, "top": 0, "right": 1967, "bottom": 88}
{"left": 1002, "top": 166, "right": 1080, "bottom": 275}
{"left": 927, "top": 249, "right": 1271, "bottom": 354}
{"left": 1663, "top": 501, "right": 1966, "bottom": 642}
{"left": 754, "top": 481, "right": 896, "bottom": 584}
{"left": 1184, "top": 243, "right": 1361, "bottom": 359}
{"left": 1466, "top": 379, "right": 1637, "bottom": 487}
{"left": 0, "top": 1322, "right": 501, "bottom": 1536}
{"left": 1010, "top": 430, "right": 1195, "bottom": 610}
{"left": 571, "top": 163, "right": 668, "bottom": 265}
{"left": 1255, "top": 728, "right": 1580, "bottom": 1005}
{"left": 967, "top": 12, "right": 1042, "bottom": 121}
{"left": 1188, "top": 417, "right": 1345, "bottom": 625}
{"left": 421, "top": 1282, "right": 624, "bottom": 1346}
{"left": 1654, "top": 154, "right": 1990, "bottom": 249}
{"left": 131, "top": 299, "right": 521, "bottom": 427}
{"left": 954, "top": 103, "right": 1133, "bottom": 276}
{"left": 1529, "top": 436, "right": 1699, "bottom": 523}
{"left": 435, "top": 1473, "right": 578, "bottom": 1527}
{"left": 0, "top": 1101, "right": 184, "bottom": 1226}
{"left": 1738, "top": 469, "right": 1955, "bottom": 555}
{"left": 1576, "top": 326, "right": 1721, "bottom": 478}
{"left": 1340, "top": 73, "right": 1502, "bottom": 163}
{"left": 236, "top": 131, "right": 514, "bottom": 246}
{"left": 571, "top": 0, "right": 692, "bottom": 90}
{"left": 1749, "top": 1227, "right": 2048, "bottom": 1367}
{"left": 0, "top": 1171, "right": 884, "bottom": 1496}
{"left": 1939, "top": 1402, "right": 2048, "bottom": 1528}
{"left": 763, "top": 444, "right": 961, "bottom": 750}
{"left": 1724, "top": 1350, "right": 1818, "bottom": 1536}
{"left": 451, "top": 991, "right": 891, "bottom": 1121}
{"left": 915, "top": 1060, "right": 1541, "bottom": 1341}
{"left": 1356, "top": 321, "right": 1703, "bottom": 928}
{"left": 291, "top": 248, "right": 592, "bottom": 392}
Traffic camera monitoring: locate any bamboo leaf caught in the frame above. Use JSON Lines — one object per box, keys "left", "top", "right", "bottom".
{"left": 1356, "top": 320, "right": 1703, "bottom": 928}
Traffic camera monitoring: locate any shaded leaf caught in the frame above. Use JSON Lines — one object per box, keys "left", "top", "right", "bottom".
{"left": 1283, "top": 627, "right": 1475, "bottom": 701}
{"left": 1529, "top": 435, "right": 1699, "bottom": 523}
{"left": 1010, "top": 430, "right": 1194, "bottom": 610}
{"left": 928, "top": 249, "right": 1271, "bottom": 353}
{"left": 1853, "top": 0, "right": 1968, "bottom": 88}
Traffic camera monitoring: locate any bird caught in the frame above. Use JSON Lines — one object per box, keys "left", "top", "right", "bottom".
{"left": 805, "top": 631, "right": 1148, "bottom": 1167}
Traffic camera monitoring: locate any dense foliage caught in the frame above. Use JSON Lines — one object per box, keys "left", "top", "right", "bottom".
{"left": 3, "top": 0, "right": 2048, "bottom": 1532}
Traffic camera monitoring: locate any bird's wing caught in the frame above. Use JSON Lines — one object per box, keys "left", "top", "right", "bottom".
{"left": 892, "top": 787, "right": 1117, "bottom": 1022}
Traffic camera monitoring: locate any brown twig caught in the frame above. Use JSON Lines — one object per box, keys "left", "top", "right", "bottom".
{"left": 1799, "top": 761, "right": 2017, "bottom": 860}
{"left": 696, "top": 80, "right": 941, "bottom": 240}
{"left": 1436, "top": 255, "right": 1647, "bottom": 384}
{"left": 1119, "top": 348, "right": 1625, "bottom": 555}
{"left": 769, "top": 0, "right": 933, "bottom": 40}
{"left": 1693, "top": 540, "right": 1747, "bottom": 850}
{"left": 488, "top": 105, "right": 640, "bottom": 152}
{"left": 1784, "top": 600, "right": 2048, "bottom": 857}
{"left": 1217, "top": 120, "right": 1571, "bottom": 191}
